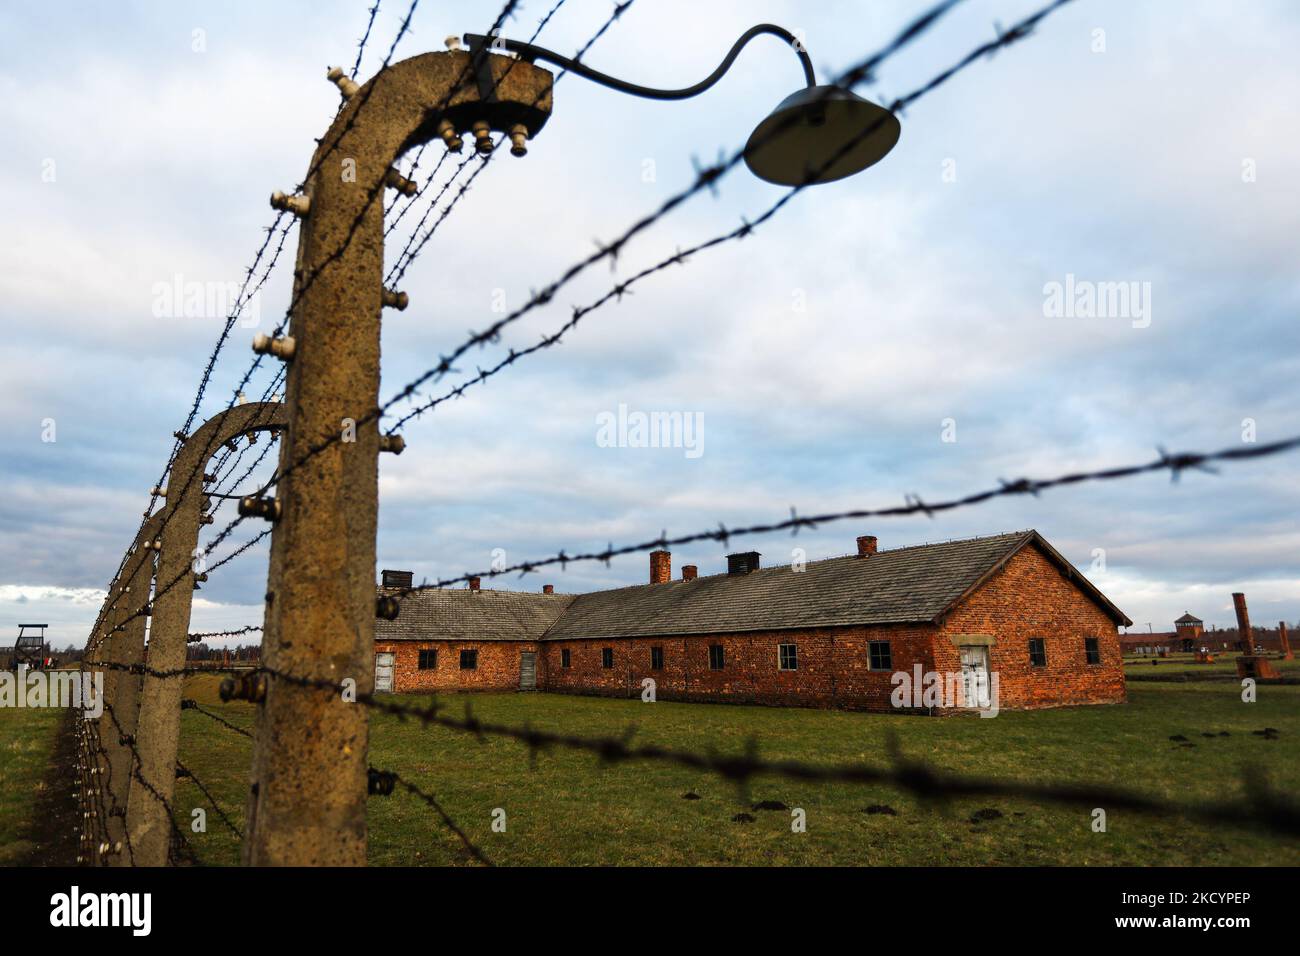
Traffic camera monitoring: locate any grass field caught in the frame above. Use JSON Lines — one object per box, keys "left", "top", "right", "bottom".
{"left": 0, "top": 705, "right": 67, "bottom": 865}
{"left": 4, "top": 676, "right": 1298, "bottom": 866}
{"left": 165, "top": 675, "right": 1300, "bottom": 866}
{"left": 1123, "top": 655, "right": 1300, "bottom": 678}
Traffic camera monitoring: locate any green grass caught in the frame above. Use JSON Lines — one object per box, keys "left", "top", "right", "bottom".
{"left": 0, "top": 704, "right": 66, "bottom": 865}
{"left": 1123, "top": 655, "right": 1300, "bottom": 678}
{"left": 166, "top": 676, "right": 1300, "bottom": 867}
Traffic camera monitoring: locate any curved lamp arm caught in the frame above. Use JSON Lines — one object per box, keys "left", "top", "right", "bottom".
{"left": 464, "top": 23, "right": 815, "bottom": 101}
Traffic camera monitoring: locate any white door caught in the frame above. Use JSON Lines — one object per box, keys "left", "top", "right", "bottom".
{"left": 959, "top": 645, "right": 990, "bottom": 708}
{"left": 375, "top": 652, "right": 395, "bottom": 693}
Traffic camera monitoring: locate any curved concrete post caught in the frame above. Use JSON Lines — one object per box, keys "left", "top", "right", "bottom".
{"left": 126, "top": 401, "right": 285, "bottom": 866}
{"left": 246, "top": 50, "right": 553, "bottom": 865}
{"left": 84, "top": 580, "right": 122, "bottom": 865}
{"left": 99, "top": 513, "right": 163, "bottom": 865}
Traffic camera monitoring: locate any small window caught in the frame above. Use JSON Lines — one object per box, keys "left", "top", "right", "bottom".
{"left": 561, "top": 648, "right": 571, "bottom": 668}
{"left": 459, "top": 649, "right": 478, "bottom": 670}
{"left": 868, "top": 640, "right": 892, "bottom": 671}
{"left": 602, "top": 647, "right": 614, "bottom": 669}
{"left": 708, "top": 644, "right": 725, "bottom": 670}
{"left": 417, "top": 649, "right": 438, "bottom": 670}
{"left": 778, "top": 643, "right": 797, "bottom": 671}
{"left": 1084, "top": 637, "right": 1101, "bottom": 665}
{"left": 1028, "top": 638, "right": 1047, "bottom": 667}
{"left": 650, "top": 646, "right": 664, "bottom": 670}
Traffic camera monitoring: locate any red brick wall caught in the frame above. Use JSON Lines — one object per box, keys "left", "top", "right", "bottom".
{"left": 536, "top": 623, "right": 937, "bottom": 711}
{"left": 937, "top": 544, "right": 1126, "bottom": 710}
{"left": 374, "top": 640, "right": 537, "bottom": 693}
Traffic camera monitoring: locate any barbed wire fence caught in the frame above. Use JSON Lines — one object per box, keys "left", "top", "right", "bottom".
{"left": 71, "top": 0, "right": 1300, "bottom": 868}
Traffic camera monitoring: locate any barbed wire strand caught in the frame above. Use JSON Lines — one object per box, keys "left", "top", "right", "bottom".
{"left": 385, "top": 0, "right": 636, "bottom": 286}
{"left": 213, "top": 0, "right": 970, "bottom": 523}
{"left": 86, "top": 658, "right": 1300, "bottom": 839}
{"left": 351, "top": 1, "right": 383, "bottom": 80}
{"left": 175, "top": 759, "right": 245, "bottom": 840}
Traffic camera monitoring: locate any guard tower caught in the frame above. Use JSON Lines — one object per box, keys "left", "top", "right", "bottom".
{"left": 11, "top": 624, "right": 48, "bottom": 669}
{"left": 1174, "top": 612, "right": 1203, "bottom": 652}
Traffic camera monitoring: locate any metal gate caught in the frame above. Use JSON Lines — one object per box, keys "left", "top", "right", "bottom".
{"left": 519, "top": 651, "right": 537, "bottom": 690}
{"left": 375, "top": 652, "right": 395, "bottom": 693}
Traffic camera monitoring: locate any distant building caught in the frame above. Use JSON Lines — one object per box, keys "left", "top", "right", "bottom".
{"left": 1174, "top": 612, "right": 1204, "bottom": 650}
{"left": 374, "top": 530, "right": 1131, "bottom": 713}
{"left": 1120, "top": 610, "right": 1292, "bottom": 656}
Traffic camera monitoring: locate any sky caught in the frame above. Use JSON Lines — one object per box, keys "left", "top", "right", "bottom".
{"left": 1, "top": 0, "right": 1297, "bottom": 650}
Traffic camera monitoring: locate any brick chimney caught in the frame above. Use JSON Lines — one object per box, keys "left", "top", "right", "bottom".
{"left": 681, "top": 565, "right": 698, "bottom": 582}
{"left": 542, "top": 584, "right": 554, "bottom": 595}
{"left": 650, "top": 550, "right": 671, "bottom": 584}
{"left": 857, "top": 535, "right": 878, "bottom": 557}
{"left": 1232, "top": 592, "right": 1254, "bottom": 654}
{"left": 468, "top": 576, "right": 481, "bottom": 591}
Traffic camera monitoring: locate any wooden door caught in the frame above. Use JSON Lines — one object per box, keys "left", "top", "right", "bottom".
{"left": 959, "top": 645, "right": 990, "bottom": 708}
{"left": 375, "top": 652, "right": 395, "bottom": 693}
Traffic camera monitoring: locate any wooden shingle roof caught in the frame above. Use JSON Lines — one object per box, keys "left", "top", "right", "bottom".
{"left": 377, "top": 530, "right": 1131, "bottom": 643}
{"left": 374, "top": 588, "right": 576, "bottom": 642}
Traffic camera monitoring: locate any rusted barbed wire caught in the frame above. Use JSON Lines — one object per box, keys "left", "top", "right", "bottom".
{"left": 104, "top": 659, "right": 1300, "bottom": 839}
{"left": 378, "top": 0, "right": 969, "bottom": 405}
{"left": 182, "top": 699, "right": 254, "bottom": 739}
{"left": 378, "top": 435, "right": 1300, "bottom": 599}
{"left": 175, "top": 759, "right": 245, "bottom": 841}
{"left": 350, "top": 1, "right": 383, "bottom": 80}
{"left": 382, "top": 0, "right": 571, "bottom": 246}
{"left": 385, "top": 0, "right": 633, "bottom": 285}
{"left": 214, "top": 0, "right": 970, "bottom": 519}
{"left": 187, "top": 625, "right": 264, "bottom": 642}
{"left": 368, "top": 764, "right": 495, "bottom": 865}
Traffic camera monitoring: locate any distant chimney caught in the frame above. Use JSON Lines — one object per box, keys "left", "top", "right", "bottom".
{"left": 468, "top": 576, "right": 481, "bottom": 591}
{"left": 856, "top": 535, "right": 878, "bottom": 557}
{"left": 650, "top": 550, "right": 671, "bottom": 584}
{"left": 542, "top": 584, "right": 554, "bottom": 595}
{"left": 381, "top": 569, "right": 414, "bottom": 589}
{"left": 681, "top": 565, "right": 698, "bottom": 582}
{"left": 726, "top": 552, "right": 760, "bottom": 576}
{"left": 1232, "top": 592, "right": 1254, "bottom": 654}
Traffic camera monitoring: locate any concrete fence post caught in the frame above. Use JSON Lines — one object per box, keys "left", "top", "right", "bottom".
{"left": 244, "top": 49, "right": 553, "bottom": 865}
{"left": 85, "top": 586, "right": 121, "bottom": 865}
{"left": 126, "top": 402, "right": 286, "bottom": 865}
{"left": 100, "top": 514, "right": 163, "bottom": 865}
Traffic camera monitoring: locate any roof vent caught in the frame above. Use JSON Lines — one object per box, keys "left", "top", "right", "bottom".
{"left": 726, "top": 552, "right": 760, "bottom": 576}
{"left": 381, "top": 569, "right": 413, "bottom": 589}
{"left": 856, "top": 535, "right": 878, "bottom": 557}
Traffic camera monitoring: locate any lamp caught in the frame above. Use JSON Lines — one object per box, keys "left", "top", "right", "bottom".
{"left": 464, "top": 23, "right": 900, "bottom": 186}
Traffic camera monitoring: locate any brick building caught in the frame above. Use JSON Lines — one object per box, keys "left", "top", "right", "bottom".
{"left": 1119, "top": 615, "right": 1294, "bottom": 656}
{"left": 374, "top": 530, "right": 1132, "bottom": 713}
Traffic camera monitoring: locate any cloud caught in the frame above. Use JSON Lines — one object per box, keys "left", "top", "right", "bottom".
{"left": 2, "top": 0, "right": 1298, "bottom": 645}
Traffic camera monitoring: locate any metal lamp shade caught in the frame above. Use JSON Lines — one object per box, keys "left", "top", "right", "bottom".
{"left": 743, "top": 85, "right": 900, "bottom": 186}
